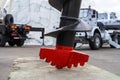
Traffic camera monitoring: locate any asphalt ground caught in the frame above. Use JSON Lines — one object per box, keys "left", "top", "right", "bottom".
{"left": 0, "top": 45, "right": 120, "bottom": 80}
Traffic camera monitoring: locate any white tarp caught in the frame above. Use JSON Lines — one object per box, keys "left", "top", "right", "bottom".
{"left": 0, "top": 0, "right": 7, "bottom": 9}
{"left": 5, "top": 0, "right": 61, "bottom": 45}
{"left": 5, "top": 0, "right": 95, "bottom": 46}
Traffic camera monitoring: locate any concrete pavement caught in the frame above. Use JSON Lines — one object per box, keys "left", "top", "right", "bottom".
{"left": 8, "top": 57, "right": 120, "bottom": 80}
{"left": 0, "top": 45, "right": 120, "bottom": 80}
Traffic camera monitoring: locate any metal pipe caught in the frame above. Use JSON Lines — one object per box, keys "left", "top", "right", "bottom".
{"left": 57, "top": 0, "right": 82, "bottom": 47}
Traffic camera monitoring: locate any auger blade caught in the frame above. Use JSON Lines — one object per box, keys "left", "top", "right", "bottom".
{"left": 67, "top": 51, "right": 89, "bottom": 68}
{"left": 39, "top": 0, "right": 90, "bottom": 69}
{"left": 45, "top": 20, "right": 92, "bottom": 38}
{"left": 40, "top": 48, "right": 70, "bottom": 69}
{"left": 39, "top": 47, "right": 89, "bottom": 69}
{"left": 49, "top": 0, "right": 66, "bottom": 11}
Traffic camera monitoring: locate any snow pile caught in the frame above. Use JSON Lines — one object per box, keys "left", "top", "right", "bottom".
{"left": 5, "top": 0, "right": 61, "bottom": 46}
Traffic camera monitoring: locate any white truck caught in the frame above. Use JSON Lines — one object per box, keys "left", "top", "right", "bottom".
{"left": 74, "top": 7, "right": 120, "bottom": 50}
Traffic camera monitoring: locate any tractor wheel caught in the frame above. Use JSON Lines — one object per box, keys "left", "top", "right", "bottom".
{"left": 4, "top": 14, "right": 14, "bottom": 26}
{"left": 8, "top": 41, "right": 15, "bottom": 47}
{"left": 0, "top": 34, "right": 6, "bottom": 47}
{"left": 89, "top": 33, "right": 101, "bottom": 50}
{"left": 16, "top": 40, "right": 25, "bottom": 47}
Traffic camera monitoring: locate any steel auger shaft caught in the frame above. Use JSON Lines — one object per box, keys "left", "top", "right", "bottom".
{"left": 39, "top": 0, "right": 90, "bottom": 69}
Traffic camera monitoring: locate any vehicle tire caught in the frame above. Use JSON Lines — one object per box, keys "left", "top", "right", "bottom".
{"left": 0, "top": 34, "right": 6, "bottom": 47}
{"left": 89, "top": 33, "right": 101, "bottom": 50}
{"left": 4, "top": 14, "right": 14, "bottom": 26}
{"left": 110, "top": 34, "right": 120, "bottom": 48}
{"left": 16, "top": 40, "right": 25, "bottom": 47}
{"left": 8, "top": 41, "right": 15, "bottom": 47}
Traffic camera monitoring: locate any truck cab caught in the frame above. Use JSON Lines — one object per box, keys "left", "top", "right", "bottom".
{"left": 80, "top": 8, "right": 98, "bottom": 27}
{"left": 75, "top": 7, "right": 103, "bottom": 50}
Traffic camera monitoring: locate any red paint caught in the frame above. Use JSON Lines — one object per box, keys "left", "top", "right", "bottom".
{"left": 39, "top": 45, "right": 89, "bottom": 69}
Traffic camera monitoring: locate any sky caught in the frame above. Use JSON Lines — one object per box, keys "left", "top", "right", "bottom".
{"left": 82, "top": 0, "right": 120, "bottom": 18}
{"left": 82, "top": 0, "right": 120, "bottom": 12}
{"left": 5, "top": 0, "right": 120, "bottom": 13}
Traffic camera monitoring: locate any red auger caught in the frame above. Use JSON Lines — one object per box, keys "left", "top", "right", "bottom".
{"left": 40, "top": 45, "right": 89, "bottom": 69}
{"left": 39, "top": 0, "right": 90, "bottom": 69}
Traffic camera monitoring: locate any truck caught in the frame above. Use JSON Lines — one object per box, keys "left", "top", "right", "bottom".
{"left": 0, "top": 13, "right": 31, "bottom": 47}
{"left": 0, "top": 0, "right": 31, "bottom": 47}
{"left": 74, "top": 7, "right": 120, "bottom": 50}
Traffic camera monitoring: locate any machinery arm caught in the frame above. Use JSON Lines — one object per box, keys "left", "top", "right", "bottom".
{"left": 40, "top": 0, "right": 90, "bottom": 69}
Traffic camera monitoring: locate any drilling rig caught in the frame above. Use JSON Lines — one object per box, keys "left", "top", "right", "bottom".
{"left": 40, "top": 0, "right": 91, "bottom": 69}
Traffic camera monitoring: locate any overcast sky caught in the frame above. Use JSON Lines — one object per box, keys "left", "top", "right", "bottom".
{"left": 82, "top": 0, "right": 120, "bottom": 12}
{"left": 6, "top": 0, "right": 120, "bottom": 13}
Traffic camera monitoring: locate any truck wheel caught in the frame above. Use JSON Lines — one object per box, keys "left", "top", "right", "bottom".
{"left": 4, "top": 14, "right": 14, "bottom": 26}
{"left": 110, "top": 34, "right": 120, "bottom": 48}
{"left": 89, "top": 33, "right": 101, "bottom": 50}
{"left": 0, "top": 34, "right": 6, "bottom": 47}
{"left": 16, "top": 40, "right": 25, "bottom": 47}
{"left": 8, "top": 41, "right": 15, "bottom": 47}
